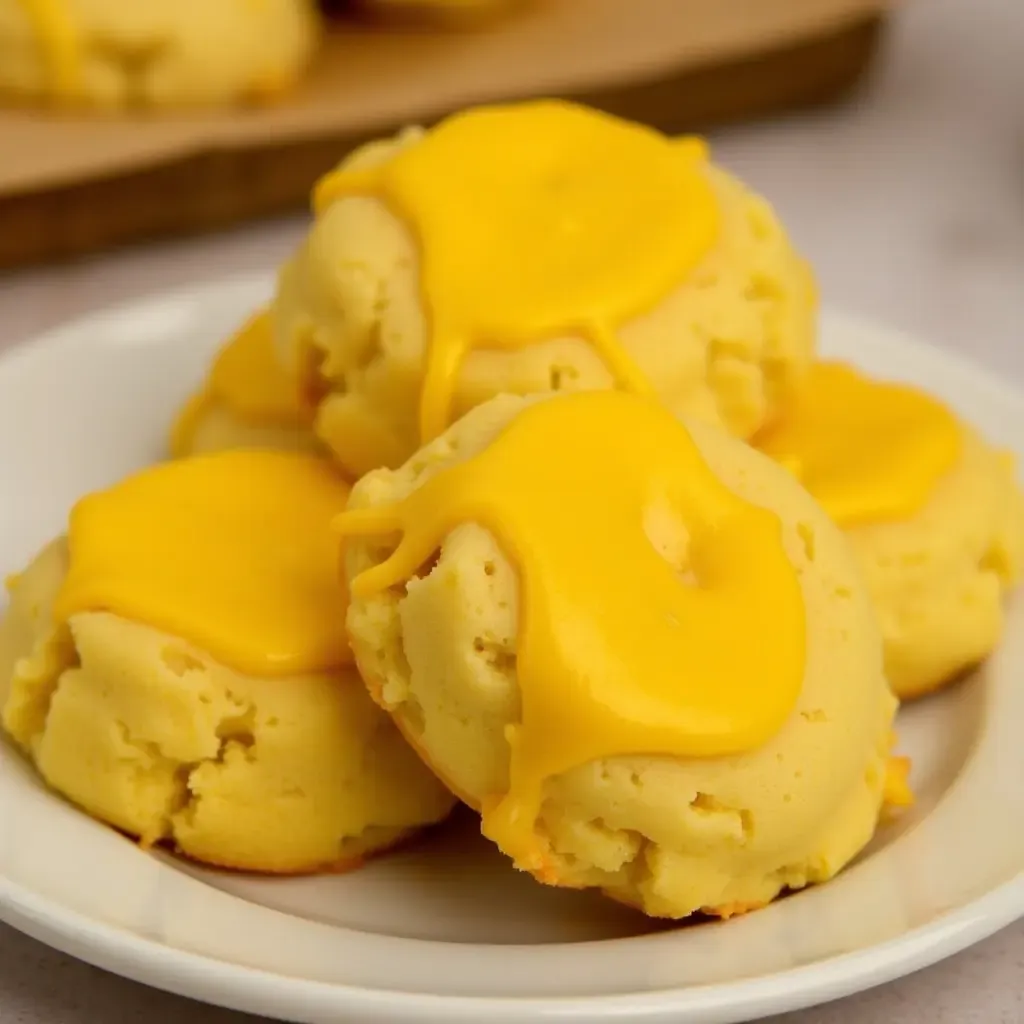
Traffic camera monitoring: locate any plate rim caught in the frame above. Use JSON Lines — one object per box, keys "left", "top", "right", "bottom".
{"left": 3, "top": 867, "right": 1023, "bottom": 1024}
{"left": 1, "top": 273, "right": 1023, "bottom": 1024}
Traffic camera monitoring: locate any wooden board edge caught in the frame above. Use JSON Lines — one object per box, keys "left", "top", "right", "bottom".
{"left": 0, "top": 14, "right": 884, "bottom": 272}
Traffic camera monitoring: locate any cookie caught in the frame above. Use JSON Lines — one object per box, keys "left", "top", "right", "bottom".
{"left": 171, "top": 309, "right": 318, "bottom": 458}
{"left": 0, "top": 451, "right": 454, "bottom": 872}
{"left": 275, "top": 100, "right": 816, "bottom": 478}
{"left": 339, "top": 390, "right": 900, "bottom": 918}
{"left": 757, "top": 361, "right": 1024, "bottom": 699}
{"left": 0, "top": 0, "right": 319, "bottom": 108}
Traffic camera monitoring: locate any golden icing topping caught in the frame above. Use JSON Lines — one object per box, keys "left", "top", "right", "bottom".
{"left": 314, "top": 101, "right": 719, "bottom": 442}
{"left": 55, "top": 451, "right": 352, "bottom": 676}
{"left": 18, "top": 0, "right": 80, "bottom": 100}
{"left": 756, "top": 361, "right": 962, "bottom": 526}
{"left": 171, "top": 310, "right": 309, "bottom": 456}
{"left": 340, "top": 391, "right": 805, "bottom": 866}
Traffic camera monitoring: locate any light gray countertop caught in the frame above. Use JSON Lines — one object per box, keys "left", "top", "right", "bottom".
{"left": 1, "top": 0, "right": 1023, "bottom": 1020}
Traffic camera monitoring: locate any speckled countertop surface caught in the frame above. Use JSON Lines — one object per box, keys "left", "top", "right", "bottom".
{"left": 1, "top": 0, "right": 1023, "bottom": 1020}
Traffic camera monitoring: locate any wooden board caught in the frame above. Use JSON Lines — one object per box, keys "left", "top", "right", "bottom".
{"left": 0, "top": 1, "right": 887, "bottom": 270}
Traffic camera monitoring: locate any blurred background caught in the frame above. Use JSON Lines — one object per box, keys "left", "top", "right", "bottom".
{"left": 1, "top": 1, "right": 1024, "bottom": 1022}
{"left": 0, "top": 0, "right": 1020, "bottom": 375}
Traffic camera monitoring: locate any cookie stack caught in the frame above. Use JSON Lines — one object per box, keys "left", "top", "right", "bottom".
{"left": 3, "top": 100, "right": 1019, "bottom": 920}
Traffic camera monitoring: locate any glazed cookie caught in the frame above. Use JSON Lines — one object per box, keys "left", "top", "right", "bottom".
{"left": 339, "top": 390, "right": 902, "bottom": 919}
{"left": 171, "top": 310, "right": 318, "bottom": 459}
{"left": 0, "top": 451, "right": 454, "bottom": 873}
{"left": 757, "top": 361, "right": 1024, "bottom": 699}
{"left": 275, "top": 100, "right": 816, "bottom": 479}
{"left": 0, "top": 0, "right": 319, "bottom": 108}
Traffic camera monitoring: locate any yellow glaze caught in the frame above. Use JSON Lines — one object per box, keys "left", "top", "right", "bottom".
{"left": 17, "top": 0, "right": 80, "bottom": 99}
{"left": 314, "top": 100, "right": 719, "bottom": 442}
{"left": 339, "top": 391, "right": 805, "bottom": 864}
{"left": 207, "top": 309, "right": 306, "bottom": 422}
{"left": 757, "top": 361, "right": 963, "bottom": 526}
{"left": 171, "top": 310, "right": 309, "bottom": 456}
{"left": 55, "top": 450, "right": 352, "bottom": 676}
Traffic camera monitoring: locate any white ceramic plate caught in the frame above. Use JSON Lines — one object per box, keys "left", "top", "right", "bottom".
{"left": 1, "top": 274, "right": 1023, "bottom": 1024}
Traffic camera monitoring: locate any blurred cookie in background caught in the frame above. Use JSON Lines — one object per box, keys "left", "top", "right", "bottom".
{"left": 0, "top": 0, "right": 321, "bottom": 109}
{"left": 170, "top": 309, "right": 319, "bottom": 459}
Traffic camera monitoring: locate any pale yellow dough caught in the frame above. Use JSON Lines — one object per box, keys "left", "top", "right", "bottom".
{"left": 847, "top": 428, "right": 1024, "bottom": 700}
{"left": 0, "top": 0, "right": 319, "bottom": 109}
{"left": 275, "top": 131, "right": 817, "bottom": 479}
{"left": 0, "top": 539, "right": 455, "bottom": 873}
{"left": 343, "top": 394, "right": 897, "bottom": 919}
